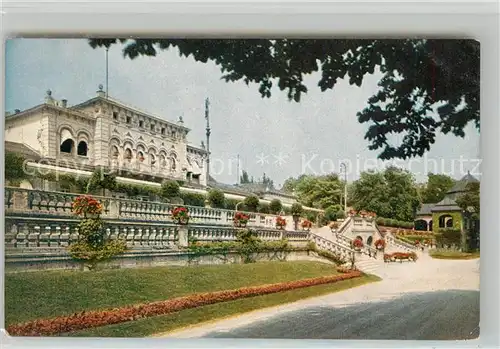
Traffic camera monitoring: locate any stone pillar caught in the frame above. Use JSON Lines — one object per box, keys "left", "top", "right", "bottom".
{"left": 177, "top": 225, "right": 189, "bottom": 247}
{"left": 107, "top": 199, "right": 120, "bottom": 219}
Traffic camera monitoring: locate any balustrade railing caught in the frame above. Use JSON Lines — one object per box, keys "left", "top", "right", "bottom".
{"left": 334, "top": 233, "right": 378, "bottom": 259}
{"left": 4, "top": 187, "right": 278, "bottom": 228}
{"left": 309, "top": 232, "right": 354, "bottom": 262}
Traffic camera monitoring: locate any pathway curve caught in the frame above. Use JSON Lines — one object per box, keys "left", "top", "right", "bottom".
{"left": 158, "top": 253, "right": 479, "bottom": 339}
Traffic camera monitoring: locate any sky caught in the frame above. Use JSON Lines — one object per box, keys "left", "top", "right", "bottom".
{"left": 5, "top": 39, "right": 481, "bottom": 188}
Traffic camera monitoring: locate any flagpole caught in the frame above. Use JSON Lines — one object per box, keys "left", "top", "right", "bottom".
{"left": 205, "top": 98, "right": 211, "bottom": 183}
{"left": 105, "top": 47, "right": 109, "bottom": 98}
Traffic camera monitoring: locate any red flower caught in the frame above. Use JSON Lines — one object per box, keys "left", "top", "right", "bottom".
{"left": 276, "top": 216, "right": 287, "bottom": 228}
{"left": 352, "top": 238, "right": 364, "bottom": 248}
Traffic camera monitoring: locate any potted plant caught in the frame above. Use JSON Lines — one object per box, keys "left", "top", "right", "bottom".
{"left": 172, "top": 206, "right": 189, "bottom": 225}
{"left": 374, "top": 238, "right": 386, "bottom": 250}
{"left": 352, "top": 238, "right": 364, "bottom": 251}
{"left": 71, "top": 195, "right": 103, "bottom": 219}
{"left": 329, "top": 221, "right": 340, "bottom": 232}
{"left": 233, "top": 211, "right": 249, "bottom": 228}
{"left": 276, "top": 216, "right": 287, "bottom": 230}
{"left": 301, "top": 219, "right": 312, "bottom": 231}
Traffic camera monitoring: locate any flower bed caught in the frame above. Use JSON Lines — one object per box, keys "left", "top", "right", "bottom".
{"left": 6, "top": 269, "right": 361, "bottom": 336}
{"left": 384, "top": 252, "right": 418, "bottom": 263}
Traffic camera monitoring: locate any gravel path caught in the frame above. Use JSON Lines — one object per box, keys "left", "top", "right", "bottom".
{"left": 158, "top": 253, "right": 479, "bottom": 339}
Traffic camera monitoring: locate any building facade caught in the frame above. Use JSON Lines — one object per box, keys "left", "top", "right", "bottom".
{"left": 5, "top": 86, "right": 208, "bottom": 187}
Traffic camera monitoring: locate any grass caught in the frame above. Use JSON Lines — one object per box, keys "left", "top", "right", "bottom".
{"left": 5, "top": 261, "right": 346, "bottom": 326}
{"left": 429, "top": 249, "right": 480, "bottom": 260}
{"left": 66, "top": 274, "right": 380, "bottom": 337}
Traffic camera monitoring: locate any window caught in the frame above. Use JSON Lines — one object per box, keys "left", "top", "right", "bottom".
{"left": 161, "top": 128, "right": 166, "bottom": 135}
{"left": 150, "top": 124, "right": 155, "bottom": 132}
{"left": 77, "top": 141, "right": 88, "bottom": 156}
{"left": 60, "top": 139, "right": 74, "bottom": 154}
{"left": 126, "top": 116, "right": 131, "bottom": 124}
{"left": 139, "top": 120, "right": 144, "bottom": 128}
{"left": 112, "top": 111, "right": 118, "bottom": 120}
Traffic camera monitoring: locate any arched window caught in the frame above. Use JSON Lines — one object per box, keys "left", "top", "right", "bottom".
{"left": 160, "top": 155, "right": 167, "bottom": 168}
{"left": 150, "top": 153, "right": 156, "bottom": 165}
{"left": 169, "top": 156, "right": 177, "bottom": 171}
{"left": 77, "top": 141, "right": 88, "bottom": 156}
{"left": 367, "top": 236, "right": 373, "bottom": 246}
{"left": 438, "top": 214, "right": 453, "bottom": 228}
{"left": 124, "top": 148, "right": 132, "bottom": 161}
{"left": 414, "top": 219, "right": 428, "bottom": 231}
{"left": 110, "top": 145, "right": 119, "bottom": 158}
{"left": 137, "top": 151, "right": 145, "bottom": 162}
{"left": 60, "top": 139, "right": 74, "bottom": 154}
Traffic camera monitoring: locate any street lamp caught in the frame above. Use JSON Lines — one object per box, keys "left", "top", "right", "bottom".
{"left": 340, "top": 162, "right": 348, "bottom": 214}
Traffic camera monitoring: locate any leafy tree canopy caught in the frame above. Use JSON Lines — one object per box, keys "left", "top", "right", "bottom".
{"left": 456, "top": 182, "right": 480, "bottom": 217}
{"left": 351, "top": 166, "right": 420, "bottom": 221}
{"left": 5, "top": 152, "right": 27, "bottom": 182}
{"left": 89, "top": 38, "right": 479, "bottom": 160}
{"left": 283, "top": 174, "right": 342, "bottom": 209}
{"left": 419, "top": 173, "right": 455, "bottom": 204}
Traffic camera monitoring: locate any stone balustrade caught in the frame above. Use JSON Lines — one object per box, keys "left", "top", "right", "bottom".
{"left": 334, "top": 233, "right": 378, "bottom": 259}
{"left": 385, "top": 234, "right": 417, "bottom": 252}
{"left": 5, "top": 187, "right": 279, "bottom": 229}
{"left": 309, "top": 232, "right": 354, "bottom": 262}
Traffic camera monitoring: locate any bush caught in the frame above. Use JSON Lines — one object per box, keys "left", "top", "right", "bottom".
{"left": 258, "top": 203, "right": 270, "bottom": 214}
{"left": 243, "top": 195, "right": 260, "bottom": 212}
{"left": 336, "top": 210, "right": 346, "bottom": 219}
{"left": 291, "top": 203, "right": 303, "bottom": 216}
{"left": 269, "top": 199, "right": 282, "bottom": 214}
{"left": 224, "top": 198, "right": 243, "bottom": 210}
{"left": 180, "top": 192, "right": 206, "bottom": 207}
{"left": 161, "top": 180, "right": 181, "bottom": 199}
{"left": 324, "top": 206, "right": 338, "bottom": 222}
{"left": 207, "top": 189, "right": 225, "bottom": 208}
{"left": 305, "top": 211, "right": 318, "bottom": 223}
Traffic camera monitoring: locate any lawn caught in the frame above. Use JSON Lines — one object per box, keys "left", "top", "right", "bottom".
{"left": 429, "top": 249, "right": 480, "bottom": 260}
{"left": 5, "top": 261, "right": 363, "bottom": 327}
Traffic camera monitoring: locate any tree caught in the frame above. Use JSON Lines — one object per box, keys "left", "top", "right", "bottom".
{"left": 243, "top": 195, "right": 260, "bottom": 212}
{"left": 420, "top": 173, "right": 455, "bottom": 204}
{"left": 456, "top": 182, "right": 480, "bottom": 217}
{"left": 261, "top": 173, "right": 275, "bottom": 190}
{"left": 86, "top": 168, "right": 117, "bottom": 195}
{"left": 207, "top": 188, "right": 225, "bottom": 208}
{"left": 89, "top": 39, "right": 479, "bottom": 160}
{"left": 5, "top": 152, "right": 27, "bottom": 183}
{"left": 351, "top": 166, "right": 420, "bottom": 221}
{"left": 161, "top": 180, "right": 181, "bottom": 199}
{"left": 269, "top": 199, "right": 283, "bottom": 214}
{"left": 291, "top": 174, "right": 342, "bottom": 209}
{"left": 240, "top": 170, "right": 252, "bottom": 184}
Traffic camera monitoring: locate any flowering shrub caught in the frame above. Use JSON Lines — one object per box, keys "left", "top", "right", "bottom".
{"left": 374, "top": 239, "right": 386, "bottom": 250}
{"left": 233, "top": 212, "right": 250, "bottom": 227}
{"left": 71, "top": 195, "right": 103, "bottom": 216}
{"left": 301, "top": 219, "right": 312, "bottom": 230}
{"left": 276, "top": 216, "right": 287, "bottom": 229}
{"left": 7, "top": 270, "right": 362, "bottom": 336}
{"left": 172, "top": 206, "right": 189, "bottom": 224}
{"left": 384, "top": 252, "right": 418, "bottom": 262}
{"left": 329, "top": 221, "right": 340, "bottom": 230}
{"left": 352, "top": 238, "right": 364, "bottom": 249}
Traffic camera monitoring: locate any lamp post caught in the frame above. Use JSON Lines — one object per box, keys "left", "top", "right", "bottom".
{"left": 340, "top": 162, "right": 348, "bottom": 214}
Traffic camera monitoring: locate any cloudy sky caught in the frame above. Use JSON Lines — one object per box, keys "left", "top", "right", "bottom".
{"left": 5, "top": 39, "right": 480, "bottom": 187}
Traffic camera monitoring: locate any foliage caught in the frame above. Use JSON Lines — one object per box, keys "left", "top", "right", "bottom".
{"left": 207, "top": 189, "right": 225, "bottom": 208}
{"left": 275, "top": 216, "right": 287, "bottom": 229}
{"left": 233, "top": 212, "right": 250, "bottom": 226}
{"left": 161, "top": 180, "right": 181, "bottom": 199}
{"left": 180, "top": 192, "right": 206, "bottom": 207}
{"left": 352, "top": 238, "right": 364, "bottom": 249}
{"left": 258, "top": 203, "right": 270, "bottom": 214}
{"left": 374, "top": 239, "right": 386, "bottom": 249}
{"left": 5, "top": 152, "right": 27, "bottom": 182}
{"left": 384, "top": 252, "right": 418, "bottom": 262}
{"left": 71, "top": 195, "right": 103, "bottom": 216}
{"left": 291, "top": 203, "right": 303, "bottom": 216}
{"left": 351, "top": 167, "right": 420, "bottom": 221}
{"left": 114, "top": 182, "right": 161, "bottom": 198}
{"left": 305, "top": 211, "right": 319, "bottom": 224}
{"left": 89, "top": 39, "right": 479, "bottom": 160}
{"left": 171, "top": 207, "right": 189, "bottom": 223}
{"left": 243, "top": 195, "right": 260, "bottom": 212}
{"left": 6, "top": 268, "right": 361, "bottom": 336}
{"left": 301, "top": 219, "right": 312, "bottom": 229}
{"left": 68, "top": 240, "right": 127, "bottom": 270}
{"left": 435, "top": 228, "right": 462, "bottom": 247}
{"left": 420, "top": 173, "right": 455, "bottom": 204}
{"left": 336, "top": 210, "right": 346, "bottom": 219}
{"left": 224, "top": 198, "right": 243, "bottom": 210}
{"left": 324, "top": 205, "right": 342, "bottom": 222}
{"left": 456, "top": 182, "right": 480, "bottom": 217}
{"left": 86, "top": 168, "right": 117, "bottom": 194}
{"left": 239, "top": 170, "right": 252, "bottom": 184}
{"left": 305, "top": 241, "right": 346, "bottom": 265}
{"left": 269, "top": 199, "right": 283, "bottom": 214}
{"left": 286, "top": 174, "right": 342, "bottom": 209}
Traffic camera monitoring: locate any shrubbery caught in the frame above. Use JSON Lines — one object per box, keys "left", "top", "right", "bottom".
{"left": 207, "top": 189, "right": 225, "bottom": 208}
{"left": 243, "top": 195, "right": 260, "bottom": 212}
{"left": 269, "top": 199, "right": 282, "bottom": 214}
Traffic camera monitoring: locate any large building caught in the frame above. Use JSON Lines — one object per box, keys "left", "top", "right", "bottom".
{"left": 5, "top": 86, "right": 209, "bottom": 189}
